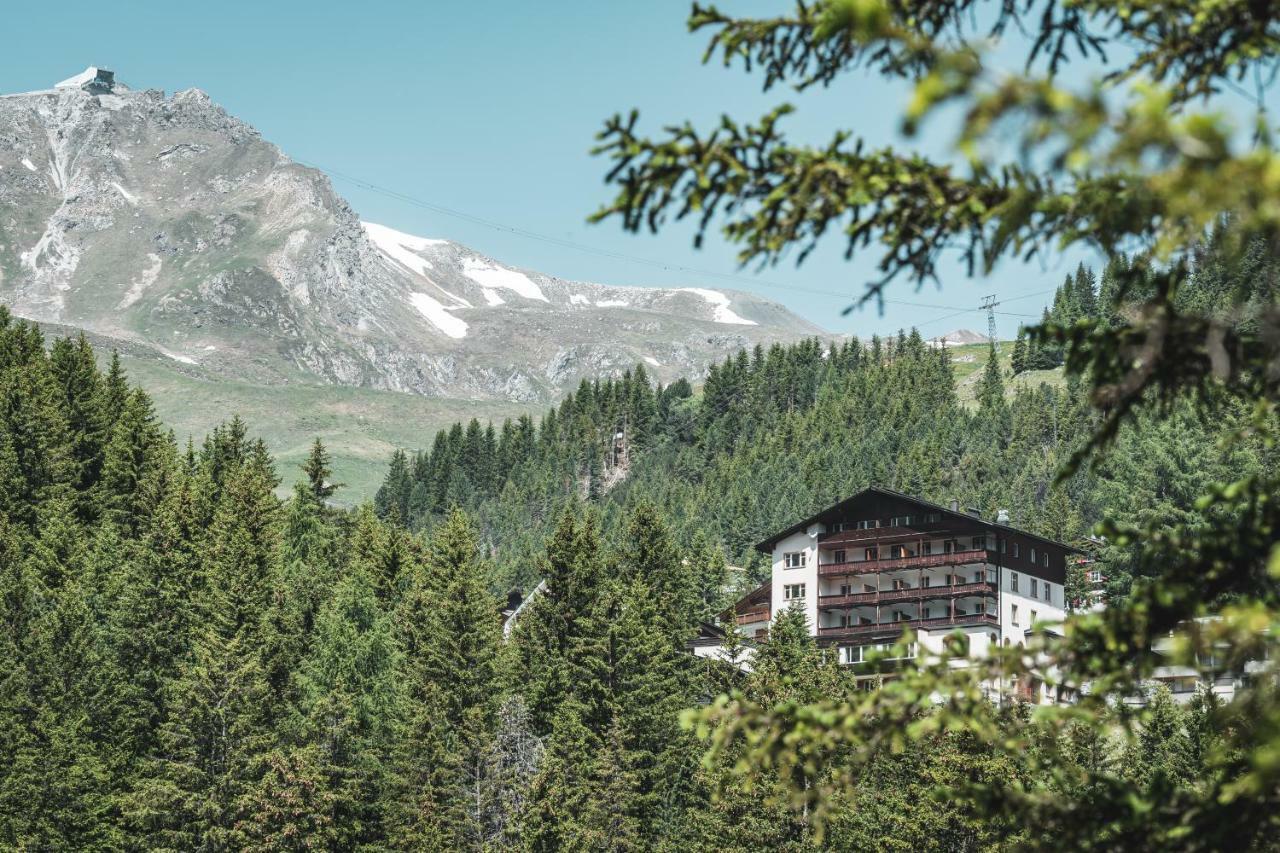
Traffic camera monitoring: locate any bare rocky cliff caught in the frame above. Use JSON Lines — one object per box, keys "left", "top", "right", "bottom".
{"left": 0, "top": 73, "right": 825, "bottom": 402}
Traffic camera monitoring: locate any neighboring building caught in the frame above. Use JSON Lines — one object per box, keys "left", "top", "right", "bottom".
{"left": 721, "top": 487, "right": 1076, "bottom": 701}
{"left": 726, "top": 580, "right": 772, "bottom": 642}
{"left": 501, "top": 580, "right": 545, "bottom": 639}
{"left": 55, "top": 67, "right": 115, "bottom": 93}
{"left": 1125, "top": 619, "right": 1269, "bottom": 706}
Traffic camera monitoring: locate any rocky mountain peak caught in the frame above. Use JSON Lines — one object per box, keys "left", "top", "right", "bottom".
{"left": 0, "top": 76, "right": 826, "bottom": 402}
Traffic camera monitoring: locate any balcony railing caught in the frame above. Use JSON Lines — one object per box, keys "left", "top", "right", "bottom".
{"left": 817, "top": 612, "right": 999, "bottom": 638}
{"left": 817, "top": 523, "right": 952, "bottom": 547}
{"left": 817, "top": 580, "right": 996, "bottom": 608}
{"left": 736, "top": 607, "right": 770, "bottom": 625}
{"left": 817, "top": 548, "right": 994, "bottom": 577}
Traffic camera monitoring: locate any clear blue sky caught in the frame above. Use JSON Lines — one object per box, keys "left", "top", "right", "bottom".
{"left": 6, "top": 1, "right": 1115, "bottom": 337}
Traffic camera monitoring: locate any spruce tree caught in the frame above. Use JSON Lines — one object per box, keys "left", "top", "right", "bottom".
{"left": 300, "top": 437, "right": 342, "bottom": 502}
{"left": 292, "top": 562, "right": 403, "bottom": 849}
{"left": 390, "top": 509, "right": 501, "bottom": 850}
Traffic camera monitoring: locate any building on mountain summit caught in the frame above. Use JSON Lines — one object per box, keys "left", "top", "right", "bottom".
{"left": 717, "top": 486, "right": 1076, "bottom": 702}
{"left": 55, "top": 67, "right": 115, "bottom": 93}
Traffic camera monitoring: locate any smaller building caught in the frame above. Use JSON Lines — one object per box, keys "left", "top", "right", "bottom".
{"left": 55, "top": 67, "right": 115, "bottom": 94}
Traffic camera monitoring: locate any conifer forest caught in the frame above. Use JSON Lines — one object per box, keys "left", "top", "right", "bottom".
{"left": 6, "top": 0, "right": 1280, "bottom": 850}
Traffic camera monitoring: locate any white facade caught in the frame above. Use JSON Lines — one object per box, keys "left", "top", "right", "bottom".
{"left": 769, "top": 526, "right": 820, "bottom": 631}
{"left": 766, "top": 522, "right": 1067, "bottom": 695}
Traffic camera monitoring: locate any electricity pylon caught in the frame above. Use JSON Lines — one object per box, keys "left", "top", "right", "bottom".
{"left": 980, "top": 294, "right": 1001, "bottom": 352}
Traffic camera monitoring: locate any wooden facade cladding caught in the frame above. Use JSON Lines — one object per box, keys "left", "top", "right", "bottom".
{"left": 816, "top": 523, "right": 954, "bottom": 547}
{"left": 817, "top": 612, "right": 999, "bottom": 639}
{"left": 817, "top": 548, "right": 994, "bottom": 577}
{"left": 817, "top": 580, "right": 996, "bottom": 609}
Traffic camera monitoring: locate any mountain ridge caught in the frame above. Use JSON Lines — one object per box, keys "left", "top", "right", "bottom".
{"left": 0, "top": 73, "right": 826, "bottom": 404}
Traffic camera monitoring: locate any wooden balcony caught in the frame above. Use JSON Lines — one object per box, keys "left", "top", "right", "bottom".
{"left": 817, "top": 580, "right": 996, "bottom": 608}
{"left": 817, "top": 548, "right": 994, "bottom": 577}
{"left": 817, "top": 524, "right": 951, "bottom": 547}
{"left": 736, "top": 607, "right": 770, "bottom": 625}
{"left": 817, "top": 612, "right": 999, "bottom": 639}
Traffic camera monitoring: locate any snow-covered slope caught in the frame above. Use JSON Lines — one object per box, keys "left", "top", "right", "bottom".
{"left": 0, "top": 72, "right": 824, "bottom": 401}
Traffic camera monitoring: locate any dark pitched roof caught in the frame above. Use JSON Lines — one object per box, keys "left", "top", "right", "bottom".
{"left": 753, "top": 486, "right": 1080, "bottom": 554}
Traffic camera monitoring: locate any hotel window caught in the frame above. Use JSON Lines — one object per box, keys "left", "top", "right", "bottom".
{"left": 971, "top": 535, "right": 987, "bottom": 551}
{"left": 922, "top": 575, "right": 931, "bottom": 588}
{"left": 922, "top": 541, "right": 933, "bottom": 555}
{"left": 972, "top": 571, "right": 983, "bottom": 584}
{"left": 783, "top": 551, "right": 806, "bottom": 569}
{"left": 832, "top": 549, "right": 847, "bottom": 564}
{"left": 926, "top": 512, "right": 941, "bottom": 523}
{"left": 999, "top": 539, "right": 1007, "bottom": 554}
{"left": 839, "top": 645, "right": 862, "bottom": 664}
{"left": 839, "top": 583, "right": 853, "bottom": 596}
{"left": 1030, "top": 610, "right": 1038, "bottom": 625}
{"left": 1041, "top": 551, "right": 1050, "bottom": 568}
{"left": 1030, "top": 578, "right": 1039, "bottom": 599}
{"left": 855, "top": 519, "right": 879, "bottom": 530}
{"left": 1030, "top": 547, "right": 1037, "bottom": 564}
{"left": 864, "top": 547, "right": 879, "bottom": 561}
{"left": 784, "top": 583, "right": 806, "bottom": 601}
{"left": 943, "top": 540, "right": 954, "bottom": 554}
{"left": 890, "top": 544, "right": 907, "bottom": 558}
{"left": 1043, "top": 585, "right": 1052, "bottom": 605}
{"left": 1010, "top": 572, "right": 1019, "bottom": 593}
{"left": 1011, "top": 604, "right": 1019, "bottom": 626}
{"left": 1012, "top": 542, "right": 1020, "bottom": 558}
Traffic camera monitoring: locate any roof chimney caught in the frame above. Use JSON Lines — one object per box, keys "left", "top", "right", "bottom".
{"left": 965, "top": 506, "right": 983, "bottom": 518}
{"left": 949, "top": 499, "right": 960, "bottom": 512}
{"left": 996, "top": 508, "right": 1010, "bottom": 524}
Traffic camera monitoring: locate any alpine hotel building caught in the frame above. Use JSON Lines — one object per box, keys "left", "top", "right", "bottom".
{"left": 728, "top": 488, "right": 1074, "bottom": 687}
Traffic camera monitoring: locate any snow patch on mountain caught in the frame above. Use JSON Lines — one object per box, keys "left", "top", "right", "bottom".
{"left": 596, "top": 299, "right": 627, "bottom": 308}
{"left": 408, "top": 292, "right": 468, "bottom": 339}
{"left": 363, "top": 221, "right": 444, "bottom": 277}
{"left": 460, "top": 256, "right": 548, "bottom": 302}
{"left": 679, "top": 288, "right": 756, "bottom": 325}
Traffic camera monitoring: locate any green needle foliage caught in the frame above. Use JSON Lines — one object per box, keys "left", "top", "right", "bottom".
{"left": 586, "top": 1, "right": 1280, "bottom": 847}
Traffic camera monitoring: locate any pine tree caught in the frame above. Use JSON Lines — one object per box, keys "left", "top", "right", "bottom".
{"left": 126, "top": 458, "right": 281, "bottom": 848}
{"left": 1011, "top": 330, "right": 1028, "bottom": 376}
{"left": 375, "top": 448, "right": 412, "bottom": 524}
{"left": 521, "top": 704, "right": 602, "bottom": 851}
{"left": 510, "top": 505, "right": 611, "bottom": 733}
{"left": 292, "top": 563, "right": 403, "bottom": 849}
{"left": 48, "top": 334, "right": 109, "bottom": 522}
{"left": 390, "top": 509, "right": 502, "bottom": 850}
{"left": 98, "top": 388, "right": 166, "bottom": 534}
{"left": 300, "top": 437, "right": 342, "bottom": 502}
{"left": 617, "top": 500, "right": 698, "bottom": 640}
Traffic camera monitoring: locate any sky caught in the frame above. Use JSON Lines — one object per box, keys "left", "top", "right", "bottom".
{"left": 4, "top": 1, "right": 1117, "bottom": 337}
